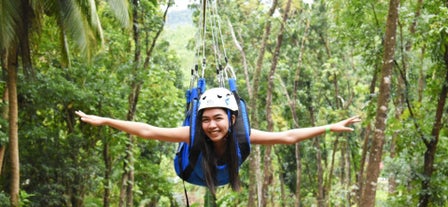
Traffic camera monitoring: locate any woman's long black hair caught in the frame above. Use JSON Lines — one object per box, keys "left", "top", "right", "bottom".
{"left": 193, "top": 108, "right": 241, "bottom": 195}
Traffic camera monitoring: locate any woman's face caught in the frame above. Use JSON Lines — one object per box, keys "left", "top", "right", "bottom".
{"left": 201, "top": 108, "right": 230, "bottom": 143}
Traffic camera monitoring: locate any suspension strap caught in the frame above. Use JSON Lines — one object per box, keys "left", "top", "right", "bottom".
{"left": 183, "top": 181, "right": 190, "bottom": 207}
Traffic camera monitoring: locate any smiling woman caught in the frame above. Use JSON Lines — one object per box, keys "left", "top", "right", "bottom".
{"left": 75, "top": 87, "right": 361, "bottom": 196}
{"left": 184, "top": 88, "right": 244, "bottom": 194}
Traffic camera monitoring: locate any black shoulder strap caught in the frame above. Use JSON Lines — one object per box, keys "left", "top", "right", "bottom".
{"left": 233, "top": 92, "right": 251, "bottom": 162}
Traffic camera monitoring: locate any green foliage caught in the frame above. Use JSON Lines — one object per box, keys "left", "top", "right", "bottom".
{"left": 16, "top": 66, "right": 105, "bottom": 206}
{"left": 0, "top": 191, "right": 9, "bottom": 207}
{"left": 0, "top": 1, "right": 185, "bottom": 206}
{"left": 1, "top": 0, "right": 447, "bottom": 206}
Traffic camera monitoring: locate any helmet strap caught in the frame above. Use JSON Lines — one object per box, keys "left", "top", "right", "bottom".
{"left": 227, "top": 109, "right": 232, "bottom": 134}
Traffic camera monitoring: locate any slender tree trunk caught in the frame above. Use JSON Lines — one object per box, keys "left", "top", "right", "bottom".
{"left": 6, "top": 46, "right": 20, "bottom": 207}
{"left": 309, "top": 108, "right": 324, "bottom": 207}
{"left": 360, "top": 0, "right": 399, "bottom": 206}
{"left": 262, "top": 1, "right": 291, "bottom": 206}
{"left": 356, "top": 124, "right": 370, "bottom": 203}
{"left": 326, "top": 137, "right": 338, "bottom": 203}
{"left": 261, "top": 145, "right": 273, "bottom": 207}
{"left": 120, "top": 83, "right": 141, "bottom": 207}
{"left": 228, "top": 20, "right": 251, "bottom": 97}
{"left": 356, "top": 63, "right": 380, "bottom": 203}
{"left": 344, "top": 139, "right": 352, "bottom": 204}
{"left": 119, "top": 0, "right": 141, "bottom": 206}
{"left": 417, "top": 47, "right": 425, "bottom": 102}
{"left": 143, "top": 2, "right": 170, "bottom": 69}
{"left": 293, "top": 6, "right": 311, "bottom": 206}
{"left": 103, "top": 130, "right": 112, "bottom": 207}
{"left": 248, "top": 1, "right": 278, "bottom": 206}
{"left": 124, "top": 2, "right": 170, "bottom": 206}
{"left": 294, "top": 143, "right": 302, "bottom": 207}
{"left": 418, "top": 34, "right": 448, "bottom": 207}
{"left": 303, "top": 78, "right": 327, "bottom": 206}
{"left": 277, "top": 75, "right": 302, "bottom": 207}
{"left": 316, "top": 9, "right": 338, "bottom": 206}
{"left": 279, "top": 163, "right": 286, "bottom": 206}
{"left": 0, "top": 52, "right": 9, "bottom": 177}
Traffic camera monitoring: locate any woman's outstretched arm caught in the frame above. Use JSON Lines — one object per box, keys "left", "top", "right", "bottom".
{"left": 75, "top": 111, "right": 190, "bottom": 143}
{"left": 250, "top": 116, "right": 361, "bottom": 145}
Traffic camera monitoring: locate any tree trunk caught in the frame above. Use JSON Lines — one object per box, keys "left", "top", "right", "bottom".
{"left": 294, "top": 143, "right": 302, "bottom": 207}
{"left": 0, "top": 52, "right": 9, "bottom": 178}
{"left": 309, "top": 109, "right": 324, "bottom": 207}
{"left": 344, "top": 138, "right": 352, "bottom": 204}
{"left": 143, "top": 2, "right": 170, "bottom": 69}
{"left": 119, "top": 0, "right": 141, "bottom": 206}
{"left": 262, "top": 1, "right": 291, "bottom": 206}
{"left": 248, "top": 1, "right": 277, "bottom": 206}
{"left": 360, "top": 0, "right": 399, "bottom": 206}
{"left": 389, "top": 0, "right": 423, "bottom": 195}
{"left": 103, "top": 130, "right": 112, "bottom": 207}
{"left": 261, "top": 145, "right": 273, "bottom": 207}
{"left": 123, "top": 1, "right": 170, "bottom": 206}
{"left": 279, "top": 162, "right": 286, "bottom": 206}
{"left": 292, "top": 6, "right": 311, "bottom": 206}
{"left": 277, "top": 74, "right": 302, "bottom": 207}
{"left": 356, "top": 57, "right": 381, "bottom": 203}
{"left": 418, "top": 35, "right": 448, "bottom": 207}
{"left": 228, "top": 20, "right": 251, "bottom": 97}
{"left": 326, "top": 137, "right": 338, "bottom": 203}
{"left": 6, "top": 46, "right": 20, "bottom": 207}
{"left": 417, "top": 47, "right": 425, "bottom": 102}
{"left": 355, "top": 124, "right": 370, "bottom": 203}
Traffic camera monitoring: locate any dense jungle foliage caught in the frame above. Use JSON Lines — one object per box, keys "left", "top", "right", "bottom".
{"left": 0, "top": 0, "right": 447, "bottom": 206}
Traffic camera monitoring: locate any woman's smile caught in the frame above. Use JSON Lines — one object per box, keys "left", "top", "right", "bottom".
{"left": 201, "top": 108, "right": 230, "bottom": 142}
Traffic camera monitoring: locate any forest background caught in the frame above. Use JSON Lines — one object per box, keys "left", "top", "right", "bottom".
{"left": 0, "top": 0, "right": 447, "bottom": 206}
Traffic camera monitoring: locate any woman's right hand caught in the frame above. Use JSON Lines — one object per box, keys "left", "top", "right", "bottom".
{"left": 75, "top": 110, "right": 107, "bottom": 126}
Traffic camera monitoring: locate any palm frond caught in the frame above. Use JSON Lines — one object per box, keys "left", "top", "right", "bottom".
{"left": 0, "top": 0, "right": 22, "bottom": 50}
{"left": 87, "top": 0, "right": 104, "bottom": 42}
{"left": 58, "top": 0, "right": 104, "bottom": 60}
{"left": 106, "top": 0, "right": 131, "bottom": 28}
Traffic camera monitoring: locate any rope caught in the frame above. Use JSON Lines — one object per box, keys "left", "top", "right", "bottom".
{"left": 200, "top": 0, "right": 207, "bottom": 78}
{"left": 212, "top": 0, "right": 228, "bottom": 62}
{"left": 192, "top": 0, "right": 235, "bottom": 84}
{"left": 208, "top": 1, "right": 222, "bottom": 79}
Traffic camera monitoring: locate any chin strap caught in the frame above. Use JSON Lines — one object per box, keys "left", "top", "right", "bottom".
{"left": 227, "top": 110, "right": 232, "bottom": 134}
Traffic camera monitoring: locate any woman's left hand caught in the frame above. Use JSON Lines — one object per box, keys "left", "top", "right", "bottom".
{"left": 329, "top": 116, "right": 361, "bottom": 132}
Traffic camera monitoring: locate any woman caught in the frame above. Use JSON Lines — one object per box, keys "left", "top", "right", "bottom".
{"left": 75, "top": 87, "right": 360, "bottom": 194}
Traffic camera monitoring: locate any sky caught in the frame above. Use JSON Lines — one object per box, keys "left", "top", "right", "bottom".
{"left": 170, "top": 0, "right": 195, "bottom": 11}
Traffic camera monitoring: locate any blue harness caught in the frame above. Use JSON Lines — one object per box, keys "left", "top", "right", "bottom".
{"left": 174, "top": 78, "right": 251, "bottom": 186}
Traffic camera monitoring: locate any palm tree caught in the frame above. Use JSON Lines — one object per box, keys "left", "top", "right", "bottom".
{"left": 1, "top": 1, "right": 25, "bottom": 205}
{"left": 0, "top": 0, "right": 129, "bottom": 206}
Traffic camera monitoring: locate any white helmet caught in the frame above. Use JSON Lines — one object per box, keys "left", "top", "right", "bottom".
{"left": 198, "top": 88, "right": 238, "bottom": 112}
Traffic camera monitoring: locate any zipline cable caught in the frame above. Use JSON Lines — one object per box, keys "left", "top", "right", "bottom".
{"left": 211, "top": 0, "right": 228, "bottom": 63}
{"left": 193, "top": 0, "right": 237, "bottom": 85}
{"left": 201, "top": 0, "right": 207, "bottom": 78}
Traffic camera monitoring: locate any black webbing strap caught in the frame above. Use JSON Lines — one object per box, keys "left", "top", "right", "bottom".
{"left": 183, "top": 180, "right": 190, "bottom": 207}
